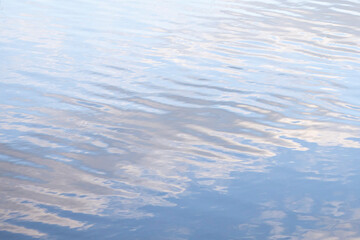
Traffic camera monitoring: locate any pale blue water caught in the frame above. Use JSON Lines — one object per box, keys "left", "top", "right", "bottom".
{"left": 1, "top": 0, "right": 360, "bottom": 239}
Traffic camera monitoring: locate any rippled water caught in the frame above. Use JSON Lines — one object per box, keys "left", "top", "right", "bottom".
{"left": 1, "top": 0, "right": 360, "bottom": 239}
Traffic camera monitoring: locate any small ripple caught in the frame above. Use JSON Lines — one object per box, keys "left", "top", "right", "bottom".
{"left": 1, "top": 0, "right": 360, "bottom": 238}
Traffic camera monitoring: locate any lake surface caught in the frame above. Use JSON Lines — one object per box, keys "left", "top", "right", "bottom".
{"left": 1, "top": 0, "right": 360, "bottom": 239}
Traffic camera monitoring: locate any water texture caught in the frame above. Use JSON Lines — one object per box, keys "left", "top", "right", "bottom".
{"left": 1, "top": 0, "right": 360, "bottom": 239}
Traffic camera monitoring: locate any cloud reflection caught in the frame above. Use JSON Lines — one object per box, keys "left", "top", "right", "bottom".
{"left": 0, "top": 0, "right": 360, "bottom": 238}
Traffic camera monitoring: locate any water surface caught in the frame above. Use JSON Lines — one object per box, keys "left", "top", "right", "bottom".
{"left": 1, "top": 0, "right": 360, "bottom": 239}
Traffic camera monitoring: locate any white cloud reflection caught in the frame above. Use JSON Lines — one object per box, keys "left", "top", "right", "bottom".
{"left": 1, "top": 0, "right": 360, "bottom": 238}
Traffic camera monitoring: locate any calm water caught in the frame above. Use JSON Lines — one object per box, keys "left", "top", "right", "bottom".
{"left": 1, "top": 0, "right": 360, "bottom": 239}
